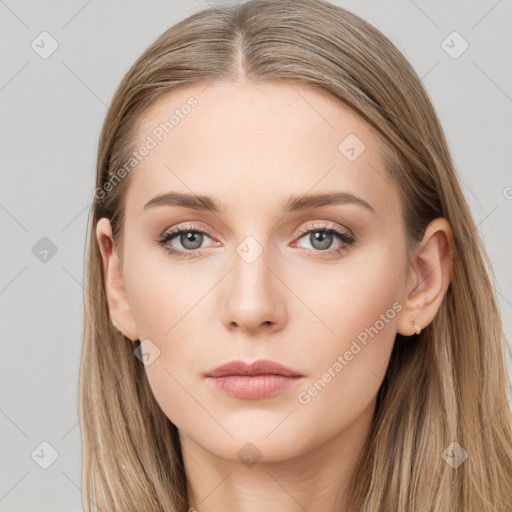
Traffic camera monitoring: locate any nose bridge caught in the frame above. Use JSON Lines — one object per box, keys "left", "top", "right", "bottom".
{"left": 233, "top": 238, "right": 272, "bottom": 293}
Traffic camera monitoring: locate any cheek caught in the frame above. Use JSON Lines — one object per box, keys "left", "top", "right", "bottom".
{"left": 289, "top": 245, "right": 405, "bottom": 426}
{"left": 123, "top": 244, "right": 205, "bottom": 339}
{"left": 122, "top": 248, "right": 216, "bottom": 427}
{"left": 293, "top": 241, "right": 406, "bottom": 343}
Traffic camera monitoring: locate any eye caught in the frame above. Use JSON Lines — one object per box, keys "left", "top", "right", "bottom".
{"left": 292, "top": 222, "right": 355, "bottom": 258}
{"left": 155, "top": 223, "right": 219, "bottom": 259}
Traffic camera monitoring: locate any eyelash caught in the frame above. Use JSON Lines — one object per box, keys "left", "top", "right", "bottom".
{"left": 155, "top": 222, "right": 355, "bottom": 260}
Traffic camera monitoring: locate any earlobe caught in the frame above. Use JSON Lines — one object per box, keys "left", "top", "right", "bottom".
{"left": 95, "top": 218, "right": 139, "bottom": 342}
{"left": 397, "top": 217, "right": 453, "bottom": 336}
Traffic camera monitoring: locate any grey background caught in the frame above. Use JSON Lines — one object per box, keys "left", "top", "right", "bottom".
{"left": 1, "top": 0, "right": 511, "bottom": 510}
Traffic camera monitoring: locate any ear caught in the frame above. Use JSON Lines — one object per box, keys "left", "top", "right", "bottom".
{"left": 397, "top": 217, "right": 453, "bottom": 336}
{"left": 95, "top": 217, "right": 139, "bottom": 342}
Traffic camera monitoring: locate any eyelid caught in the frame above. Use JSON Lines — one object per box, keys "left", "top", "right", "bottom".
{"left": 295, "top": 221, "right": 353, "bottom": 239}
{"left": 160, "top": 222, "right": 217, "bottom": 239}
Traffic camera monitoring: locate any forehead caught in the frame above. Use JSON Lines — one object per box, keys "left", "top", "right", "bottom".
{"left": 123, "top": 80, "right": 399, "bottom": 221}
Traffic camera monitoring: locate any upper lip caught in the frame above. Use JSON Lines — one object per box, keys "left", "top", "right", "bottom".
{"left": 205, "top": 359, "right": 304, "bottom": 378}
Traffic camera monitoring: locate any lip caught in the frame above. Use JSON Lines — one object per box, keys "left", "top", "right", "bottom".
{"left": 205, "top": 359, "right": 304, "bottom": 400}
{"left": 206, "top": 359, "right": 303, "bottom": 378}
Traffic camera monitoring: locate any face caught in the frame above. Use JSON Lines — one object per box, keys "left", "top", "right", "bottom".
{"left": 99, "top": 81, "right": 415, "bottom": 462}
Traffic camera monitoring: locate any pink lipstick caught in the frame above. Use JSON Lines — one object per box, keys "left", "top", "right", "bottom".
{"left": 205, "top": 359, "right": 304, "bottom": 400}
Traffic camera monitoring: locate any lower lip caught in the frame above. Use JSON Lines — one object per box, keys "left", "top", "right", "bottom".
{"left": 207, "top": 375, "right": 302, "bottom": 399}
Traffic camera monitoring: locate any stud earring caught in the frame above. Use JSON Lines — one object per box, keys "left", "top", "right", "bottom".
{"left": 413, "top": 321, "right": 422, "bottom": 335}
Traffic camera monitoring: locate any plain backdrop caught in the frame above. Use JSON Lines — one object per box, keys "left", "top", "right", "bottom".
{"left": 1, "top": 0, "right": 511, "bottom": 510}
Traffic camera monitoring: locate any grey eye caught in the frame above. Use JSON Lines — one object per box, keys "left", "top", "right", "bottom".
{"left": 179, "top": 232, "right": 204, "bottom": 250}
{"left": 308, "top": 231, "right": 334, "bottom": 251}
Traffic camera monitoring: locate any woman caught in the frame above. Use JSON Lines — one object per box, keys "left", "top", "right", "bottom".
{"left": 79, "top": 0, "right": 512, "bottom": 510}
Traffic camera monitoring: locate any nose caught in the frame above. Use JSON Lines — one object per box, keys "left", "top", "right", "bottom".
{"left": 220, "top": 248, "right": 287, "bottom": 335}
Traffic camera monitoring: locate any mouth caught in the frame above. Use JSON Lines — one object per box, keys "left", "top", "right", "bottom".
{"left": 205, "top": 359, "right": 304, "bottom": 400}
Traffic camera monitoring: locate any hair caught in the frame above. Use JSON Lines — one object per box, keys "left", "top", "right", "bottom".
{"left": 79, "top": 0, "right": 512, "bottom": 510}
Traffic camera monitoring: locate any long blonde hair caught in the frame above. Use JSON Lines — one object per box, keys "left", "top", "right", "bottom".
{"left": 79, "top": 0, "right": 512, "bottom": 510}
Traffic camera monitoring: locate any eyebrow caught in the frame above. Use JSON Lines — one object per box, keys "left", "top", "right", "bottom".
{"left": 142, "top": 191, "right": 376, "bottom": 215}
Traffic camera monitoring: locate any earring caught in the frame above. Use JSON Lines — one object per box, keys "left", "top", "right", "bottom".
{"left": 413, "top": 321, "right": 422, "bottom": 335}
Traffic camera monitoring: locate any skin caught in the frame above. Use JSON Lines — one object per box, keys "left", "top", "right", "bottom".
{"left": 96, "top": 81, "right": 453, "bottom": 512}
